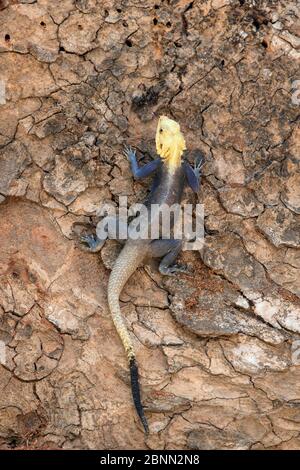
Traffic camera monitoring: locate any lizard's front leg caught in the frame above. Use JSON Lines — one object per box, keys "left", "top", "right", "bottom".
{"left": 184, "top": 152, "right": 204, "bottom": 193}
{"left": 124, "top": 145, "right": 161, "bottom": 179}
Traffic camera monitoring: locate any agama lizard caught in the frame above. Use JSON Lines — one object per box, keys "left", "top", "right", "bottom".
{"left": 80, "top": 116, "right": 203, "bottom": 433}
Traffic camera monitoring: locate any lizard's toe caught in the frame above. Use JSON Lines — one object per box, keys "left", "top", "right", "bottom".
{"left": 194, "top": 153, "right": 204, "bottom": 170}
{"left": 80, "top": 234, "right": 95, "bottom": 244}
{"left": 159, "top": 264, "right": 192, "bottom": 276}
{"left": 123, "top": 145, "right": 136, "bottom": 161}
{"left": 172, "top": 264, "right": 192, "bottom": 274}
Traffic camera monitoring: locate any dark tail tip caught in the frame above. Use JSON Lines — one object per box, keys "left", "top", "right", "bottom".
{"left": 129, "top": 357, "right": 149, "bottom": 434}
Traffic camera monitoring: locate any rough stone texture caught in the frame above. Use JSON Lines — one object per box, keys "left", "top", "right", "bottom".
{"left": 0, "top": 0, "right": 299, "bottom": 450}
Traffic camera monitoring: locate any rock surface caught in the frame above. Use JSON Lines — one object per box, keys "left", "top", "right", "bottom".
{"left": 0, "top": 0, "right": 299, "bottom": 450}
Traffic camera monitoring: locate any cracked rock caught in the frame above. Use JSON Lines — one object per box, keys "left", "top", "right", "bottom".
{"left": 219, "top": 186, "right": 264, "bottom": 217}
{"left": 43, "top": 156, "right": 89, "bottom": 205}
{"left": 201, "top": 234, "right": 269, "bottom": 297}
{"left": 257, "top": 205, "right": 300, "bottom": 248}
{"left": 59, "top": 11, "right": 101, "bottom": 55}
{"left": 9, "top": 305, "right": 63, "bottom": 381}
{"left": 0, "top": 141, "right": 32, "bottom": 195}
{"left": 170, "top": 291, "right": 285, "bottom": 345}
{"left": 188, "top": 428, "right": 252, "bottom": 451}
{"left": 220, "top": 336, "right": 290, "bottom": 375}
{"left": 281, "top": 173, "right": 300, "bottom": 214}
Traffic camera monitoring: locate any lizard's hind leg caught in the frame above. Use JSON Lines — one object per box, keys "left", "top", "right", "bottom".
{"left": 80, "top": 233, "right": 105, "bottom": 253}
{"left": 73, "top": 222, "right": 105, "bottom": 253}
{"left": 150, "top": 239, "right": 191, "bottom": 276}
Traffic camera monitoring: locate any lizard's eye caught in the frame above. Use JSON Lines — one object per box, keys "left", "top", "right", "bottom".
{"left": 159, "top": 128, "right": 163, "bottom": 133}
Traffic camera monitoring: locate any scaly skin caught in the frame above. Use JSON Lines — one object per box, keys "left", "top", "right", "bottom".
{"left": 80, "top": 116, "right": 203, "bottom": 433}
{"left": 107, "top": 240, "right": 148, "bottom": 431}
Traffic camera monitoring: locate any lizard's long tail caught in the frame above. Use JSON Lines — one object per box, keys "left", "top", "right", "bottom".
{"left": 107, "top": 243, "right": 149, "bottom": 433}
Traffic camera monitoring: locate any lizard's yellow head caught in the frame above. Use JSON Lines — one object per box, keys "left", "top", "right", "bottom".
{"left": 155, "top": 115, "right": 186, "bottom": 171}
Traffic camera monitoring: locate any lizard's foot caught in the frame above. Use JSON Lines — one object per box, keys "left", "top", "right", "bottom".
{"left": 159, "top": 263, "right": 192, "bottom": 276}
{"left": 194, "top": 153, "right": 204, "bottom": 178}
{"left": 80, "top": 234, "right": 104, "bottom": 253}
{"left": 123, "top": 145, "right": 136, "bottom": 162}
